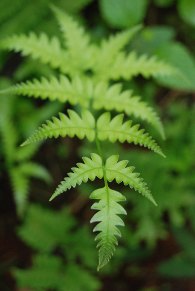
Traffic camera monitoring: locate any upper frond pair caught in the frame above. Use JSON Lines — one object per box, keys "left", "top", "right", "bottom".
{"left": 0, "top": 6, "right": 177, "bottom": 80}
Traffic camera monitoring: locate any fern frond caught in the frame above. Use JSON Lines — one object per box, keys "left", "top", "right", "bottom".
{"left": 50, "top": 153, "right": 156, "bottom": 268}
{"left": 90, "top": 186, "right": 126, "bottom": 270}
{"left": 93, "top": 82, "right": 164, "bottom": 138}
{"left": 21, "top": 110, "right": 164, "bottom": 156}
{"left": 3, "top": 76, "right": 92, "bottom": 107}
{"left": 99, "top": 51, "right": 176, "bottom": 81}
{"left": 97, "top": 113, "right": 165, "bottom": 157}
{"left": 104, "top": 155, "right": 157, "bottom": 205}
{"left": 50, "top": 153, "right": 103, "bottom": 201}
{"left": 52, "top": 5, "right": 95, "bottom": 71}
{"left": 0, "top": 33, "right": 68, "bottom": 72}
{"left": 21, "top": 110, "right": 95, "bottom": 146}
{"left": 51, "top": 153, "right": 156, "bottom": 205}
{"left": 94, "top": 25, "right": 141, "bottom": 75}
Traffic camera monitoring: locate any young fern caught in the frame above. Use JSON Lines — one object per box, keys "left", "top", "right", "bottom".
{"left": 0, "top": 6, "right": 176, "bottom": 269}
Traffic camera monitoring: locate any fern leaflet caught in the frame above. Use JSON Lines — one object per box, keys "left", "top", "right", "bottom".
{"left": 90, "top": 186, "right": 126, "bottom": 270}
{"left": 104, "top": 155, "right": 157, "bottom": 205}
{"left": 94, "top": 25, "right": 141, "bottom": 74}
{"left": 0, "top": 33, "right": 69, "bottom": 73}
{"left": 97, "top": 113, "right": 165, "bottom": 157}
{"left": 2, "top": 75, "right": 92, "bottom": 107}
{"left": 52, "top": 6, "right": 95, "bottom": 72}
{"left": 93, "top": 82, "right": 164, "bottom": 138}
{"left": 21, "top": 110, "right": 95, "bottom": 146}
{"left": 50, "top": 153, "right": 103, "bottom": 201}
{"left": 99, "top": 51, "right": 176, "bottom": 81}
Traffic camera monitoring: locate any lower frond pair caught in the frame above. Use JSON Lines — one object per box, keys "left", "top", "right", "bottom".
{"left": 50, "top": 153, "right": 157, "bottom": 269}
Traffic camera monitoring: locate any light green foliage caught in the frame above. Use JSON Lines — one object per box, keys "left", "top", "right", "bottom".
{"left": 50, "top": 154, "right": 156, "bottom": 205}
{"left": 50, "top": 153, "right": 103, "bottom": 200}
{"left": 21, "top": 110, "right": 164, "bottom": 156}
{"left": 96, "top": 112, "right": 164, "bottom": 156}
{"left": 0, "top": 7, "right": 176, "bottom": 268}
{"left": 105, "top": 51, "right": 176, "bottom": 81}
{"left": 0, "top": 9, "right": 175, "bottom": 79}
{"left": 0, "top": 33, "right": 68, "bottom": 71}
{"left": 90, "top": 186, "right": 126, "bottom": 270}
{"left": 21, "top": 110, "right": 95, "bottom": 145}
{"left": 14, "top": 205, "right": 100, "bottom": 290}
{"left": 4, "top": 76, "right": 164, "bottom": 137}
{"left": 92, "top": 82, "right": 164, "bottom": 138}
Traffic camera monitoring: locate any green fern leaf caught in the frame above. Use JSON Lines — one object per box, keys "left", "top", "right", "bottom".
{"left": 21, "top": 110, "right": 164, "bottom": 156}
{"left": 51, "top": 153, "right": 156, "bottom": 205}
{"left": 101, "top": 51, "right": 176, "bottom": 81}
{"left": 50, "top": 153, "right": 156, "bottom": 269}
{"left": 3, "top": 75, "right": 92, "bottom": 107}
{"left": 1, "top": 78, "right": 164, "bottom": 138}
{"left": 90, "top": 186, "right": 126, "bottom": 270}
{"left": 97, "top": 112, "right": 165, "bottom": 157}
{"left": 93, "top": 82, "right": 164, "bottom": 138}
{"left": 21, "top": 110, "right": 95, "bottom": 146}
{"left": 0, "top": 33, "right": 68, "bottom": 72}
{"left": 104, "top": 155, "right": 157, "bottom": 206}
{"left": 50, "top": 153, "right": 103, "bottom": 201}
{"left": 52, "top": 5, "right": 95, "bottom": 71}
{"left": 94, "top": 25, "right": 141, "bottom": 77}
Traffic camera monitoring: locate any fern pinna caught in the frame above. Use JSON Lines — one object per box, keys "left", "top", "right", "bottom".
{"left": 0, "top": 6, "right": 175, "bottom": 270}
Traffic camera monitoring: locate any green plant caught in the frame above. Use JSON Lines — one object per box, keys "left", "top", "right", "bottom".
{"left": 0, "top": 6, "right": 176, "bottom": 270}
{"left": 0, "top": 79, "right": 61, "bottom": 216}
{"left": 158, "top": 227, "right": 195, "bottom": 278}
{"left": 14, "top": 204, "right": 100, "bottom": 290}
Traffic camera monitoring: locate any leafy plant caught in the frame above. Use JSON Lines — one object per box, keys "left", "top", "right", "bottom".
{"left": 0, "top": 6, "right": 176, "bottom": 269}
{"left": 158, "top": 227, "right": 195, "bottom": 278}
{"left": 0, "top": 79, "right": 61, "bottom": 216}
{"left": 14, "top": 204, "right": 100, "bottom": 290}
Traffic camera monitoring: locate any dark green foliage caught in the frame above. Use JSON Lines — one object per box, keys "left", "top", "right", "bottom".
{"left": 158, "top": 227, "right": 195, "bottom": 278}
{"left": 0, "top": 79, "right": 61, "bottom": 216}
{"left": 14, "top": 204, "right": 100, "bottom": 290}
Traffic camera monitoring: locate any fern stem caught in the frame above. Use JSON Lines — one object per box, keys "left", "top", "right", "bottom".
{"left": 95, "top": 121, "right": 109, "bottom": 203}
{"left": 95, "top": 122, "right": 111, "bottom": 270}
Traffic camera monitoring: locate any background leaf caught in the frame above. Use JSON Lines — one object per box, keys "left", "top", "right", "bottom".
{"left": 99, "top": 0, "right": 148, "bottom": 28}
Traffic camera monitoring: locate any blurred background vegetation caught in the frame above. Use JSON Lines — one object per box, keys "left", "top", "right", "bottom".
{"left": 0, "top": 0, "right": 194, "bottom": 290}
